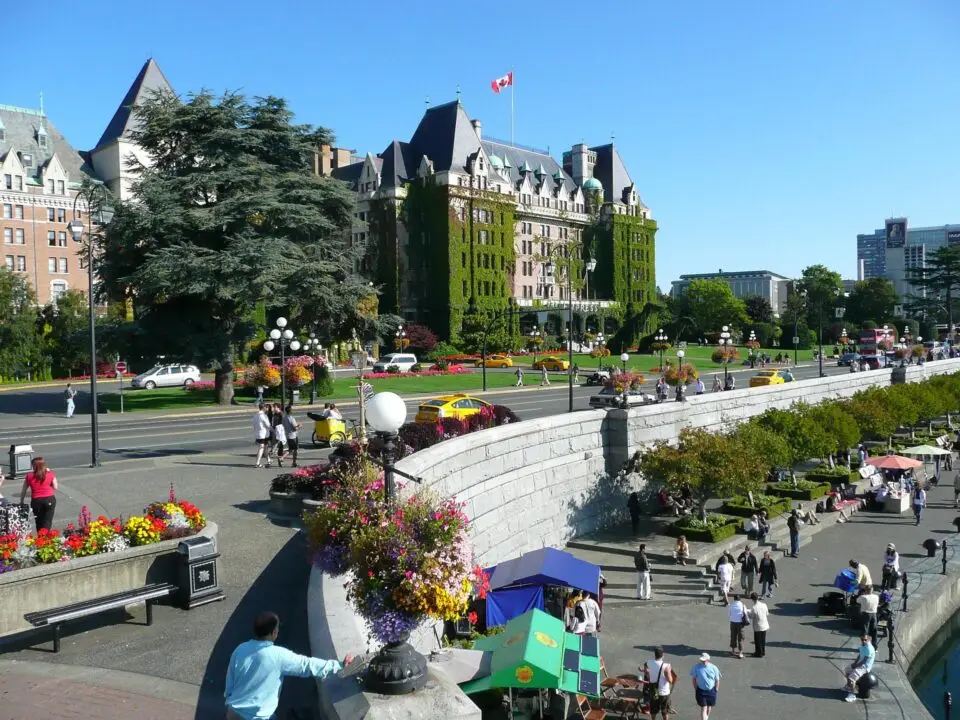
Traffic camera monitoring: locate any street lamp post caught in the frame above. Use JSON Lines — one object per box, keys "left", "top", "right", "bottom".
{"left": 620, "top": 352, "right": 629, "bottom": 374}
{"left": 655, "top": 328, "right": 668, "bottom": 372}
{"left": 395, "top": 324, "right": 406, "bottom": 351}
{"left": 305, "top": 335, "right": 322, "bottom": 404}
{"left": 719, "top": 325, "right": 732, "bottom": 387}
{"left": 676, "top": 349, "right": 686, "bottom": 402}
{"left": 67, "top": 183, "right": 114, "bottom": 468}
{"left": 528, "top": 328, "right": 541, "bottom": 366}
{"left": 262, "top": 317, "right": 301, "bottom": 406}
{"left": 596, "top": 332, "right": 605, "bottom": 373}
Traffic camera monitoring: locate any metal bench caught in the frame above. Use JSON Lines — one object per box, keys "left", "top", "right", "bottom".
{"left": 24, "top": 582, "right": 176, "bottom": 653}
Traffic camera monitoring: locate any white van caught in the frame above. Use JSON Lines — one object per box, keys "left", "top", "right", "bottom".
{"left": 372, "top": 353, "right": 418, "bottom": 373}
{"left": 131, "top": 364, "right": 202, "bottom": 389}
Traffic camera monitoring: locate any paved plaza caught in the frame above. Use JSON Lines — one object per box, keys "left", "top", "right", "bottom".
{"left": 595, "top": 480, "right": 958, "bottom": 719}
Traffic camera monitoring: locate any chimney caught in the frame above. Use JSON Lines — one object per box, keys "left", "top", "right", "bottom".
{"left": 471, "top": 119, "right": 482, "bottom": 139}
{"left": 567, "top": 143, "right": 590, "bottom": 186}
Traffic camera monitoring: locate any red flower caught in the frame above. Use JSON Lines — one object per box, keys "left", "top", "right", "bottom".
{"left": 468, "top": 611, "right": 478, "bottom": 625}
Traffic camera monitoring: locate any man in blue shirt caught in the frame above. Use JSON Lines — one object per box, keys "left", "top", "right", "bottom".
{"left": 689, "top": 652, "right": 721, "bottom": 719}
{"left": 225, "top": 611, "right": 354, "bottom": 720}
{"left": 843, "top": 635, "right": 876, "bottom": 702}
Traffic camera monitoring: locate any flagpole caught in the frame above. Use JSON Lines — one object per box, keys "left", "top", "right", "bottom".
{"left": 510, "top": 68, "right": 515, "bottom": 145}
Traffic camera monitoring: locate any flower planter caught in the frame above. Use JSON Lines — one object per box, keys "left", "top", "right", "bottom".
{"left": 0, "top": 522, "right": 217, "bottom": 637}
{"left": 269, "top": 490, "right": 310, "bottom": 518}
{"left": 767, "top": 482, "right": 832, "bottom": 501}
{"left": 664, "top": 516, "right": 740, "bottom": 543}
{"left": 302, "top": 498, "right": 324, "bottom": 513}
{"left": 720, "top": 497, "right": 792, "bottom": 518}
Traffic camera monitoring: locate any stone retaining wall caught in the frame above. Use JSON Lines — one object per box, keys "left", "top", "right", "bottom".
{"left": 0, "top": 522, "right": 218, "bottom": 637}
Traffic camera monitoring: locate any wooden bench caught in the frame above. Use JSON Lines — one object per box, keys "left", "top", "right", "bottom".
{"left": 24, "top": 582, "right": 176, "bottom": 653}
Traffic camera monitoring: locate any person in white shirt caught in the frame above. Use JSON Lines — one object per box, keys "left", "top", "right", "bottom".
{"left": 717, "top": 556, "right": 734, "bottom": 606}
{"left": 857, "top": 585, "right": 879, "bottom": 647}
{"left": 727, "top": 595, "right": 746, "bottom": 658}
{"left": 643, "top": 646, "right": 674, "bottom": 719}
{"left": 913, "top": 485, "right": 926, "bottom": 525}
{"left": 328, "top": 403, "right": 343, "bottom": 421}
{"left": 253, "top": 406, "right": 272, "bottom": 469}
{"left": 580, "top": 592, "right": 601, "bottom": 636}
{"left": 746, "top": 593, "right": 770, "bottom": 657}
{"left": 881, "top": 543, "right": 900, "bottom": 590}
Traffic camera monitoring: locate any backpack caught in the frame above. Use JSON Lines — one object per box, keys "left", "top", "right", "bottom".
{"left": 574, "top": 603, "right": 586, "bottom": 622}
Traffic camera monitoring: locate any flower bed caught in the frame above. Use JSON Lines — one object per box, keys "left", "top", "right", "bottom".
{"left": 767, "top": 480, "right": 832, "bottom": 501}
{"left": 185, "top": 379, "right": 248, "bottom": 393}
{"left": 663, "top": 514, "right": 740, "bottom": 543}
{"left": 398, "top": 405, "right": 519, "bottom": 455}
{"left": 0, "top": 486, "right": 206, "bottom": 573}
{"left": 361, "top": 365, "right": 472, "bottom": 380}
{"left": 720, "top": 494, "right": 792, "bottom": 518}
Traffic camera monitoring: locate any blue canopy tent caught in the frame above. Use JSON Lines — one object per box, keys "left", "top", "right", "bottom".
{"left": 485, "top": 548, "right": 601, "bottom": 627}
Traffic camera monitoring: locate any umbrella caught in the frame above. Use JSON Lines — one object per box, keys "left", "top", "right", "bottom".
{"left": 458, "top": 608, "right": 602, "bottom": 698}
{"left": 900, "top": 445, "right": 953, "bottom": 457}
{"left": 866, "top": 455, "right": 924, "bottom": 470}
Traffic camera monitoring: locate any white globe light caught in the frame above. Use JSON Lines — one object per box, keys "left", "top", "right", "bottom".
{"left": 276, "top": 317, "right": 288, "bottom": 328}
{"left": 722, "top": 326, "right": 729, "bottom": 332}
{"left": 620, "top": 352, "right": 629, "bottom": 363}
{"left": 290, "top": 340, "right": 301, "bottom": 351}
{"left": 366, "top": 392, "right": 407, "bottom": 433}
{"left": 282, "top": 329, "right": 294, "bottom": 340}
{"left": 263, "top": 340, "right": 275, "bottom": 351}
{"left": 677, "top": 350, "right": 685, "bottom": 359}
{"left": 269, "top": 329, "right": 281, "bottom": 340}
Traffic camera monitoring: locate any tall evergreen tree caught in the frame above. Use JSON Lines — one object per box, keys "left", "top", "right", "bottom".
{"left": 904, "top": 245, "right": 960, "bottom": 338}
{"left": 99, "top": 91, "right": 369, "bottom": 404}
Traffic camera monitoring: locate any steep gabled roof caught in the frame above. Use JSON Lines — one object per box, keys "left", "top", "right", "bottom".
{"left": 95, "top": 58, "right": 174, "bottom": 150}
{"left": 408, "top": 100, "right": 480, "bottom": 174}
{"left": 379, "top": 140, "right": 414, "bottom": 188}
{"left": 482, "top": 138, "right": 576, "bottom": 194}
{"left": 0, "top": 104, "right": 93, "bottom": 182}
{"left": 590, "top": 143, "right": 634, "bottom": 205}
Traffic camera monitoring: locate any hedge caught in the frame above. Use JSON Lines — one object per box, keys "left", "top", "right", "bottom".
{"left": 721, "top": 495, "right": 792, "bottom": 518}
{"left": 664, "top": 515, "right": 740, "bottom": 543}
{"left": 804, "top": 467, "right": 860, "bottom": 485}
{"left": 767, "top": 481, "right": 832, "bottom": 501}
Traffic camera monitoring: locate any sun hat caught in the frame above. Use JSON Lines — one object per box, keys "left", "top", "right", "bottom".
{"left": 699, "top": 652, "right": 710, "bottom": 662}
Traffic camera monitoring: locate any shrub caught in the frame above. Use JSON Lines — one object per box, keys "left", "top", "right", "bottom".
{"left": 399, "top": 422, "right": 443, "bottom": 453}
{"left": 720, "top": 494, "right": 792, "bottom": 518}
{"left": 804, "top": 465, "right": 859, "bottom": 485}
{"left": 429, "top": 341, "right": 462, "bottom": 361}
{"left": 664, "top": 514, "right": 739, "bottom": 543}
{"left": 410, "top": 363, "right": 424, "bottom": 373}
{"left": 589, "top": 347, "right": 611, "bottom": 358}
{"left": 767, "top": 481, "right": 832, "bottom": 501}
{"left": 315, "top": 365, "right": 334, "bottom": 396}
{"left": 386, "top": 365, "right": 401, "bottom": 374}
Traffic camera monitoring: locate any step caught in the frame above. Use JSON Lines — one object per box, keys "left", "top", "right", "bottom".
{"left": 603, "top": 589, "right": 713, "bottom": 609}
{"left": 566, "top": 541, "right": 702, "bottom": 566}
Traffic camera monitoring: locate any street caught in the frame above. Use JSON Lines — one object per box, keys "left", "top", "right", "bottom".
{"left": 0, "top": 360, "right": 853, "bottom": 472}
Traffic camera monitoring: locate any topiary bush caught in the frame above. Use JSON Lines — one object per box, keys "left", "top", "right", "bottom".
{"left": 664, "top": 514, "right": 740, "bottom": 543}
{"left": 720, "top": 494, "right": 792, "bottom": 518}
{"left": 767, "top": 481, "right": 832, "bottom": 501}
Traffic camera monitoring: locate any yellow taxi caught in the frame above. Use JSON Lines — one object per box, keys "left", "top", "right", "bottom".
{"left": 532, "top": 356, "right": 569, "bottom": 372}
{"left": 414, "top": 394, "right": 492, "bottom": 424}
{"left": 749, "top": 370, "right": 787, "bottom": 387}
{"left": 475, "top": 354, "right": 514, "bottom": 368}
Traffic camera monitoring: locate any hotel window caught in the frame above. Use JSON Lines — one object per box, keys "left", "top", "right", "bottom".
{"left": 51, "top": 281, "right": 67, "bottom": 303}
{"left": 47, "top": 208, "right": 56, "bottom": 221}
{"left": 59, "top": 258, "right": 67, "bottom": 273}
{"left": 48, "top": 258, "right": 57, "bottom": 273}
{"left": 3, "top": 175, "right": 10, "bottom": 189}
{"left": 15, "top": 205, "right": 23, "bottom": 219}
{"left": 48, "top": 179, "right": 55, "bottom": 193}
{"left": 14, "top": 176, "right": 22, "bottom": 191}
{"left": 58, "top": 231, "right": 66, "bottom": 247}
{"left": 15, "top": 255, "right": 25, "bottom": 271}
{"left": 15, "top": 229, "right": 23, "bottom": 244}
{"left": 3, "top": 228, "right": 10, "bottom": 244}
{"left": 4, "top": 255, "right": 12, "bottom": 269}
{"left": 48, "top": 231, "right": 56, "bottom": 247}
{"left": 2, "top": 204, "right": 10, "bottom": 219}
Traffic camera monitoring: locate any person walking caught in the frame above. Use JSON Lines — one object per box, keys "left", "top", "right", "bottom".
{"left": 857, "top": 585, "right": 879, "bottom": 648}
{"left": 954, "top": 472, "right": 960, "bottom": 508}
{"left": 540, "top": 365, "right": 550, "bottom": 387}
{"left": 758, "top": 550, "right": 778, "bottom": 598}
{"left": 690, "top": 652, "right": 721, "bottom": 719}
{"left": 727, "top": 594, "right": 747, "bottom": 658}
{"left": 580, "top": 592, "right": 601, "bottom": 637}
{"left": 644, "top": 646, "right": 676, "bottom": 720}
{"left": 912, "top": 483, "right": 926, "bottom": 525}
{"left": 747, "top": 592, "right": 770, "bottom": 657}
{"left": 271, "top": 406, "right": 288, "bottom": 467}
{"left": 64, "top": 383, "right": 77, "bottom": 418}
{"left": 253, "top": 405, "right": 272, "bottom": 468}
{"left": 515, "top": 367, "right": 524, "bottom": 387}
{"left": 18, "top": 457, "right": 58, "bottom": 532}
{"left": 882, "top": 543, "right": 900, "bottom": 590}
{"left": 712, "top": 376, "right": 723, "bottom": 393}
{"left": 627, "top": 491, "right": 642, "bottom": 534}
{"left": 716, "top": 554, "right": 733, "bottom": 606}
{"left": 737, "top": 545, "right": 758, "bottom": 595}
{"left": 634, "top": 543, "right": 651, "bottom": 600}
{"left": 283, "top": 405, "right": 301, "bottom": 468}
{"left": 695, "top": 377, "right": 705, "bottom": 395}
{"left": 787, "top": 509, "right": 801, "bottom": 558}
{"left": 225, "top": 611, "right": 353, "bottom": 720}
{"left": 842, "top": 635, "right": 876, "bottom": 703}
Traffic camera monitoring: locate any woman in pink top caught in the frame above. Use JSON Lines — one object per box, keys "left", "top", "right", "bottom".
{"left": 19, "top": 457, "right": 58, "bottom": 532}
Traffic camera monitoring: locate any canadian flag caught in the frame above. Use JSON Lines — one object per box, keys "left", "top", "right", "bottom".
{"left": 491, "top": 72, "right": 514, "bottom": 94}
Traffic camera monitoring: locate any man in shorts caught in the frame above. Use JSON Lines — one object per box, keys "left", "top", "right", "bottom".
{"left": 690, "top": 652, "right": 721, "bottom": 719}
{"left": 643, "top": 646, "right": 674, "bottom": 719}
{"left": 843, "top": 635, "right": 875, "bottom": 702}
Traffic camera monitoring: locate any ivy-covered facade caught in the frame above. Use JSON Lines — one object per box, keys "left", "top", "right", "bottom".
{"left": 326, "top": 100, "right": 657, "bottom": 344}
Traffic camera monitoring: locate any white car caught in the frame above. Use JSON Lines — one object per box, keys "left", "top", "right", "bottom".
{"left": 372, "top": 353, "right": 418, "bottom": 373}
{"left": 131, "top": 364, "right": 201, "bottom": 389}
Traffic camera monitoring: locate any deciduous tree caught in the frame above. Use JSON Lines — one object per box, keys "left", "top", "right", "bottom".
{"left": 844, "top": 278, "right": 898, "bottom": 329}
{"left": 744, "top": 295, "right": 774, "bottom": 324}
{"left": 679, "top": 279, "right": 748, "bottom": 336}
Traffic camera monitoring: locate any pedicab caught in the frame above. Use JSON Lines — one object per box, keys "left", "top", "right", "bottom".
{"left": 307, "top": 412, "right": 359, "bottom": 447}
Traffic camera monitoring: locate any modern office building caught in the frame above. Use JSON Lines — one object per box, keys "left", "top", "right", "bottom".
{"left": 857, "top": 219, "right": 960, "bottom": 298}
{"left": 670, "top": 270, "right": 790, "bottom": 317}
{"left": 325, "top": 99, "right": 657, "bottom": 341}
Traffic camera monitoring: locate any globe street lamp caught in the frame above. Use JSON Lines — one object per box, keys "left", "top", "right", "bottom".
{"left": 395, "top": 325, "right": 407, "bottom": 351}
{"left": 719, "top": 325, "right": 732, "bottom": 387}
{"left": 305, "top": 335, "right": 323, "bottom": 404}
{"left": 596, "top": 332, "right": 605, "bottom": 373}
{"left": 528, "top": 328, "right": 541, "bottom": 366}
{"left": 655, "top": 328, "right": 668, "bottom": 372}
{"left": 263, "top": 317, "right": 301, "bottom": 406}
{"left": 620, "top": 351, "right": 629, "bottom": 374}
{"left": 675, "top": 349, "right": 686, "bottom": 402}
{"left": 67, "top": 182, "right": 114, "bottom": 468}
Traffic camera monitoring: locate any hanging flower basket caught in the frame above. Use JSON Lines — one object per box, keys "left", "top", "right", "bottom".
{"left": 663, "top": 362, "right": 699, "bottom": 386}
{"left": 603, "top": 370, "right": 645, "bottom": 393}
{"left": 711, "top": 347, "right": 740, "bottom": 364}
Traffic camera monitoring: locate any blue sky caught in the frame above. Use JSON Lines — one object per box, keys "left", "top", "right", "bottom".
{"left": 5, "top": 1, "right": 958, "bottom": 288}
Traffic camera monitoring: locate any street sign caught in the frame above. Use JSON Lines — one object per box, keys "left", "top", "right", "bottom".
{"left": 678, "top": 341, "right": 687, "bottom": 349}
{"left": 792, "top": 336, "right": 800, "bottom": 345}
{"left": 115, "top": 361, "right": 127, "bottom": 374}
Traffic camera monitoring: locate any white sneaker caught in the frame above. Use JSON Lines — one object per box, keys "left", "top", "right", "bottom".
{"left": 844, "top": 693, "right": 857, "bottom": 703}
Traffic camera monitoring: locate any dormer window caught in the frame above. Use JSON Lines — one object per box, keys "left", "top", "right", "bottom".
{"left": 38, "top": 134, "right": 47, "bottom": 149}
{"left": 20, "top": 153, "right": 32, "bottom": 168}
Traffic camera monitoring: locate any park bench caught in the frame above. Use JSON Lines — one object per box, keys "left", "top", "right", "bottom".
{"left": 24, "top": 582, "right": 176, "bottom": 652}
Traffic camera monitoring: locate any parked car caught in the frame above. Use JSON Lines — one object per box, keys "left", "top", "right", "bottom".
{"left": 532, "top": 356, "right": 569, "bottom": 372}
{"left": 588, "top": 387, "right": 656, "bottom": 409}
{"left": 372, "top": 353, "right": 418, "bottom": 373}
{"left": 838, "top": 352, "right": 862, "bottom": 367}
{"left": 414, "top": 394, "right": 491, "bottom": 424}
{"left": 584, "top": 370, "right": 611, "bottom": 387}
{"left": 130, "top": 364, "right": 201, "bottom": 389}
{"left": 749, "top": 370, "right": 787, "bottom": 387}
{"left": 863, "top": 354, "right": 890, "bottom": 369}
{"left": 475, "top": 354, "right": 514, "bottom": 368}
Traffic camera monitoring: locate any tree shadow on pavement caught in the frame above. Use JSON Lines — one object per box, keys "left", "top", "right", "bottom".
{"left": 634, "top": 643, "right": 708, "bottom": 660}
{"left": 196, "top": 533, "right": 316, "bottom": 720}
{"left": 769, "top": 601, "right": 818, "bottom": 617}
{"left": 752, "top": 684, "right": 836, "bottom": 700}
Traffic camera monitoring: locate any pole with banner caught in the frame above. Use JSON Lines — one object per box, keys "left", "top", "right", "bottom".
{"left": 350, "top": 351, "right": 370, "bottom": 447}
{"left": 115, "top": 361, "right": 127, "bottom": 414}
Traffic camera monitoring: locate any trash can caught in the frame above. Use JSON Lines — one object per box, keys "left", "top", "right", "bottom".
{"left": 177, "top": 536, "right": 224, "bottom": 609}
{"left": 8, "top": 445, "right": 34, "bottom": 480}
{"left": 291, "top": 390, "right": 300, "bottom": 404}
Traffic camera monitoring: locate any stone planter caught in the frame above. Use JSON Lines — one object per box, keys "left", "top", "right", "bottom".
{"left": 302, "top": 498, "right": 324, "bottom": 514}
{"left": 0, "top": 522, "right": 217, "bottom": 637}
{"left": 269, "top": 490, "right": 310, "bottom": 517}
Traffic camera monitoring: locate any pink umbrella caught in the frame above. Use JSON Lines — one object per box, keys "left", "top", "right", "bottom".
{"left": 866, "top": 455, "right": 924, "bottom": 470}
